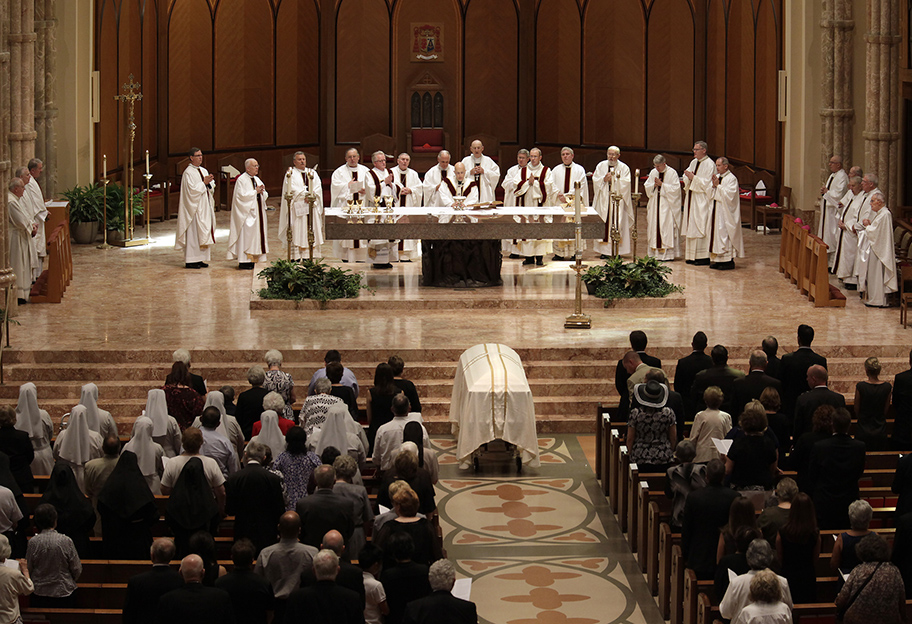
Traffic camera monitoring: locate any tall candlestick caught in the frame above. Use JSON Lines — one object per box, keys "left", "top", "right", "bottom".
{"left": 103, "top": 154, "right": 106, "bottom": 177}
{"left": 145, "top": 150, "right": 150, "bottom": 174}
{"left": 634, "top": 169, "right": 640, "bottom": 195}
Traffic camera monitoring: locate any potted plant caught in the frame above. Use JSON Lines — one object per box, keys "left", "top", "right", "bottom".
{"left": 258, "top": 259, "right": 369, "bottom": 304}
{"left": 61, "top": 184, "right": 104, "bottom": 244}
{"left": 104, "top": 184, "right": 144, "bottom": 243}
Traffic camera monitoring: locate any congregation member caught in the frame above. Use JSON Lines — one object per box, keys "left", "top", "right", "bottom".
{"left": 6, "top": 178, "right": 36, "bottom": 304}
{"left": 215, "top": 539, "right": 274, "bottom": 624}
{"left": 779, "top": 324, "right": 827, "bottom": 418}
{"left": 793, "top": 365, "right": 845, "bottom": 439}
{"left": 615, "top": 330, "right": 662, "bottom": 418}
{"left": 367, "top": 362, "right": 402, "bottom": 448}
{"left": 690, "top": 345, "right": 745, "bottom": 417}
{"left": 592, "top": 146, "right": 632, "bottom": 257}
{"left": 404, "top": 422, "right": 438, "bottom": 484}
{"left": 510, "top": 147, "right": 554, "bottom": 266}
{"left": 644, "top": 154, "right": 681, "bottom": 261}
{"left": 834, "top": 175, "right": 866, "bottom": 288}
{"left": 461, "top": 139, "right": 500, "bottom": 203}
{"left": 15, "top": 382, "right": 54, "bottom": 475}
{"left": 227, "top": 158, "right": 269, "bottom": 269}
{"left": 730, "top": 350, "right": 783, "bottom": 420}
{"left": 26, "top": 503, "right": 82, "bottom": 608}
{"left": 378, "top": 449, "right": 437, "bottom": 516}
{"left": 0, "top": 406, "right": 33, "bottom": 493}
{"left": 310, "top": 402, "right": 367, "bottom": 470}
{"left": 173, "top": 349, "right": 207, "bottom": 395}
{"left": 855, "top": 190, "right": 897, "bottom": 307}
{"left": 422, "top": 150, "right": 455, "bottom": 207}
{"left": 500, "top": 149, "right": 530, "bottom": 257}
{"left": 84, "top": 436, "right": 122, "bottom": 532}
{"left": 730, "top": 569, "right": 793, "bottom": 624}
{"left": 367, "top": 150, "right": 401, "bottom": 268}
{"left": 761, "top": 336, "right": 782, "bottom": 379}
{"left": 332, "top": 455, "right": 374, "bottom": 561}
{"left": 220, "top": 385, "right": 237, "bottom": 415}
{"left": 380, "top": 532, "right": 433, "bottom": 624}
{"left": 719, "top": 538, "right": 794, "bottom": 622}
{"left": 708, "top": 157, "right": 743, "bottom": 270}
{"left": 175, "top": 147, "right": 216, "bottom": 269}
{"left": 807, "top": 407, "right": 866, "bottom": 529}
{"left": 725, "top": 402, "right": 778, "bottom": 498}
{"left": 892, "top": 348, "right": 912, "bottom": 449}
{"left": 308, "top": 349, "right": 359, "bottom": 397}
{"left": 682, "top": 141, "right": 716, "bottom": 265}
{"left": 689, "top": 387, "right": 731, "bottom": 463}
{"left": 249, "top": 408, "right": 289, "bottom": 454}
{"left": 122, "top": 539, "right": 182, "bottom": 624}
{"left": 757, "top": 478, "right": 797, "bottom": 546}
{"left": 52, "top": 405, "right": 103, "bottom": 491}
{"left": 156, "top": 555, "right": 235, "bottom": 623}
{"left": 330, "top": 147, "right": 375, "bottom": 262}
{"left": 373, "top": 394, "right": 429, "bottom": 471}
{"left": 78, "top": 382, "right": 119, "bottom": 441}
{"left": 675, "top": 331, "right": 713, "bottom": 418}
{"left": 391, "top": 152, "right": 423, "bottom": 260}
{"left": 295, "top": 464, "right": 354, "bottom": 547}
{"left": 626, "top": 380, "right": 676, "bottom": 473}
{"left": 24, "top": 159, "right": 49, "bottom": 269}
{"left": 835, "top": 534, "right": 907, "bottom": 624}
{"left": 819, "top": 155, "right": 849, "bottom": 267}
{"left": 759, "top": 388, "right": 791, "bottom": 454}
{"left": 302, "top": 377, "right": 345, "bottom": 435}
{"left": 162, "top": 361, "right": 206, "bottom": 430}
{"left": 225, "top": 441, "right": 285, "bottom": 554}
{"left": 682, "top": 458, "right": 739, "bottom": 579}
{"left": 279, "top": 151, "right": 323, "bottom": 260}
{"left": 300, "top": 530, "right": 365, "bottom": 605}
{"left": 831, "top": 500, "right": 874, "bottom": 575}
{"left": 255, "top": 511, "right": 318, "bottom": 622}
{"left": 664, "top": 440, "right": 706, "bottom": 529}
{"left": 123, "top": 416, "right": 165, "bottom": 493}
{"left": 854, "top": 356, "right": 892, "bottom": 450}
{"left": 374, "top": 483, "right": 441, "bottom": 567}
{"left": 358, "top": 544, "right": 390, "bottom": 624}
{"left": 551, "top": 146, "right": 590, "bottom": 260}
{"left": 776, "top": 493, "right": 820, "bottom": 604}
{"left": 262, "top": 349, "right": 295, "bottom": 421}
{"left": 197, "top": 406, "right": 239, "bottom": 478}
{"left": 235, "top": 365, "right": 269, "bottom": 439}
{"left": 403, "top": 559, "right": 477, "bottom": 624}
{"left": 96, "top": 450, "right": 158, "bottom": 559}
{"left": 144, "top": 388, "right": 181, "bottom": 458}
{"left": 284, "top": 549, "right": 364, "bottom": 624}
{"left": 390, "top": 354, "right": 422, "bottom": 413}
{"left": 194, "top": 391, "right": 246, "bottom": 460}
{"left": 273, "top": 426, "right": 321, "bottom": 510}
{"left": 789, "top": 405, "right": 835, "bottom": 489}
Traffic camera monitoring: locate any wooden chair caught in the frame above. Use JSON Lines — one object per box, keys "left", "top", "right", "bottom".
{"left": 462, "top": 133, "right": 500, "bottom": 164}
{"left": 757, "top": 185, "right": 791, "bottom": 234}
{"left": 360, "top": 134, "right": 396, "bottom": 163}
{"left": 900, "top": 265, "right": 912, "bottom": 328}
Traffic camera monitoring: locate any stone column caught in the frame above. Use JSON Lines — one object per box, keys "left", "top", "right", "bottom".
{"left": 863, "top": 0, "right": 901, "bottom": 202}
{"left": 8, "top": 0, "right": 37, "bottom": 170}
{"left": 0, "top": 0, "right": 13, "bottom": 293}
{"left": 42, "top": 0, "right": 56, "bottom": 197}
{"left": 820, "top": 0, "right": 855, "bottom": 174}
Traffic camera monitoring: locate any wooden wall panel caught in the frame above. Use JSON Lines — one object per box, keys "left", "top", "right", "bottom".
{"left": 97, "top": 0, "right": 120, "bottom": 169}
{"left": 335, "top": 0, "right": 390, "bottom": 144}
{"left": 168, "top": 0, "right": 213, "bottom": 152}
{"left": 582, "top": 0, "right": 645, "bottom": 147}
{"left": 142, "top": 1, "right": 159, "bottom": 161}
{"left": 646, "top": 0, "right": 695, "bottom": 152}
{"left": 213, "top": 0, "right": 274, "bottom": 149}
{"left": 275, "top": 0, "right": 320, "bottom": 147}
{"left": 535, "top": 0, "right": 581, "bottom": 145}
{"left": 725, "top": 0, "right": 754, "bottom": 162}
{"left": 464, "top": 0, "right": 518, "bottom": 142}
{"left": 754, "top": 0, "right": 779, "bottom": 171}
{"left": 119, "top": 3, "right": 144, "bottom": 163}
{"left": 704, "top": 0, "right": 726, "bottom": 154}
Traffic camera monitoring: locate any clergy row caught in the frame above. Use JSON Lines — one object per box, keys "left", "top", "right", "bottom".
{"left": 817, "top": 158, "right": 897, "bottom": 307}
{"left": 5, "top": 160, "right": 49, "bottom": 303}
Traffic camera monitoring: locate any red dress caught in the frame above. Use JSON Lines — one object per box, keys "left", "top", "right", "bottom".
{"left": 251, "top": 417, "right": 295, "bottom": 437}
{"left": 162, "top": 384, "right": 205, "bottom": 430}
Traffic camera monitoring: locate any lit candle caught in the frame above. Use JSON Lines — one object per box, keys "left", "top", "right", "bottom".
{"left": 634, "top": 169, "right": 640, "bottom": 195}
{"left": 103, "top": 154, "right": 106, "bottom": 178}
{"left": 145, "top": 150, "right": 150, "bottom": 174}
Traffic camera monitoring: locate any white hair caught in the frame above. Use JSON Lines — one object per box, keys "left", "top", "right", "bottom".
{"left": 265, "top": 349, "right": 283, "bottom": 367}
{"left": 653, "top": 154, "right": 666, "bottom": 165}
{"left": 245, "top": 158, "right": 258, "bottom": 168}
{"left": 263, "top": 391, "right": 285, "bottom": 413}
{"left": 172, "top": 349, "right": 191, "bottom": 366}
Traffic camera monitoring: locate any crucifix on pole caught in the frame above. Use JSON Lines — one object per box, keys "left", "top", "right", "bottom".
{"left": 113, "top": 74, "right": 149, "bottom": 246}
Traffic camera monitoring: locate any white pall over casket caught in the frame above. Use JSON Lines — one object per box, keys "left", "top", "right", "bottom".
{"left": 449, "top": 344, "right": 540, "bottom": 469}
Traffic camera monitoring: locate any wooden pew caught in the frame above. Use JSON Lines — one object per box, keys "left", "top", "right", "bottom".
{"left": 30, "top": 221, "right": 73, "bottom": 304}
{"left": 779, "top": 218, "right": 846, "bottom": 307}
{"left": 21, "top": 608, "right": 122, "bottom": 624}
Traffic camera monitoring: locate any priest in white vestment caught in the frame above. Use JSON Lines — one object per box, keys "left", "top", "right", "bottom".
{"left": 683, "top": 141, "right": 716, "bottom": 265}
{"left": 708, "top": 157, "right": 743, "bottom": 270}
{"left": 7, "top": 178, "right": 36, "bottom": 303}
{"left": 437, "top": 162, "right": 480, "bottom": 209}
{"left": 227, "top": 158, "right": 269, "bottom": 269}
{"left": 855, "top": 174, "right": 881, "bottom": 225}
{"left": 500, "top": 149, "right": 530, "bottom": 257}
{"left": 645, "top": 154, "right": 682, "bottom": 261}
{"left": 391, "top": 152, "right": 423, "bottom": 261}
{"left": 856, "top": 191, "right": 898, "bottom": 307}
{"left": 422, "top": 150, "right": 455, "bottom": 208}
{"left": 25, "top": 159, "right": 48, "bottom": 264}
{"left": 819, "top": 155, "right": 848, "bottom": 268}
{"left": 15, "top": 167, "right": 41, "bottom": 280}
{"left": 592, "top": 146, "right": 632, "bottom": 257}
{"left": 461, "top": 140, "right": 501, "bottom": 203}
{"left": 366, "top": 151, "right": 400, "bottom": 268}
{"left": 330, "top": 148, "right": 375, "bottom": 263}
{"left": 511, "top": 148, "right": 555, "bottom": 265}
{"left": 834, "top": 176, "right": 865, "bottom": 288}
{"left": 175, "top": 147, "right": 216, "bottom": 268}
{"left": 279, "top": 151, "right": 323, "bottom": 260}
{"left": 551, "top": 147, "right": 590, "bottom": 260}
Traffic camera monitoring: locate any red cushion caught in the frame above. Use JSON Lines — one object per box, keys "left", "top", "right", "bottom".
{"left": 412, "top": 129, "right": 443, "bottom": 146}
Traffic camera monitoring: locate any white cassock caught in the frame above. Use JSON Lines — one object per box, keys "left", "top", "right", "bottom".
{"left": 592, "top": 159, "right": 632, "bottom": 256}
{"left": 856, "top": 187, "right": 881, "bottom": 226}
{"left": 500, "top": 164, "right": 523, "bottom": 254}
{"left": 820, "top": 168, "right": 848, "bottom": 267}
{"left": 512, "top": 163, "right": 555, "bottom": 257}
{"left": 367, "top": 167, "right": 400, "bottom": 264}
{"left": 23, "top": 178, "right": 45, "bottom": 278}
{"left": 461, "top": 155, "right": 501, "bottom": 203}
{"left": 856, "top": 206, "right": 898, "bottom": 307}
{"left": 436, "top": 178, "right": 479, "bottom": 223}
{"left": 422, "top": 164, "right": 455, "bottom": 208}
{"left": 279, "top": 167, "right": 323, "bottom": 260}
{"left": 226, "top": 172, "right": 269, "bottom": 263}
{"left": 7, "top": 192, "right": 34, "bottom": 299}
{"left": 175, "top": 164, "right": 216, "bottom": 264}
{"left": 708, "top": 171, "right": 744, "bottom": 263}
{"left": 330, "top": 163, "right": 375, "bottom": 262}
{"left": 392, "top": 166, "right": 423, "bottom": 260}
{"left": 683, "top": 156, "right": 716, "bottom": 261}
{"left": 645, "top": 166, "right": 682, "bottom": 261}
{"left": 834, "top": 189, "right": 866, "bottom": 285}
{"left": 551, "top": 162, "right": 590, "bottom": 258}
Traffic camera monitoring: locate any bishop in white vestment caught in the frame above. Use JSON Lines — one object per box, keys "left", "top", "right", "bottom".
{"left": 645, "top": 155, "right": 681, "bottom": 261}
{"left": 25, "top": 159, "right": 48, "bottom": 263}
{"left": 500, "top": 149, "right": 530, "bottom": 256}
{"left": 279, "top": 151, "right": 323, "bottom": 260}
{"left": 7, "top": 179, "right": 36, "bottom": 302}
{"left": 707, "top": 157, "right": 743, "bottom": 269}
{"left": 592, "top": 146, "right": 632, "bottom": 257}
{"left": 330, "top": 148, "right": 375, "bottom": 263}
{"left": 227, "top": 159, "right": 269, "bottom": 268}
{"left": 392, "top": 153, "right": 423, "bottom": 261}
{"left": 551, "top": 147, "right": 590, "bottom": 260}
{"left": 15, "top": 167, "right": 40, "bottom": 280}
{"left": 422, "top": 151, "right": 455, "bottom": 208}
{"left": 367, "top": 151, "right": 400, "bottom": 267}
{"left": 819, "top": 155, "right": 848, "bottom": 268}
{"left": 833, "top": 176, "right": 865, "bottom": 287}
{"left": 175, "top": 148, "right": 216, "bottom": 268}
{"left": 438, "top": 162, "right": 480, "bottom": 210}
{"left": 856, "top": 191, "right": 898, "bottom": 307}
{"left": 511, "top": 148, "right": 555, "bottom": 264}
{"left": 461, "top": 140, "right": 501, "bottom": 203}
{"left": 683, "top": 141, "right": 715, "bottom": 264}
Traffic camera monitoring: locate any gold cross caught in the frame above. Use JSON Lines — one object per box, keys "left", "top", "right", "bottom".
{"left": 114, "top": 74, "right": 143, "bottom": 135}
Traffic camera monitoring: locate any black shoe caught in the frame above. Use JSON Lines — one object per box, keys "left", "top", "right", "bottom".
{"left": 685, "top": 259, "right": 696, "bottom": 265}
{"left": 341, "top": 259, "right": 349, "bottom": 263}
{"left": 694, "top": 258, "right": 711, "bottom": 266}
{"left": 535, "top": 256, "right": 544, "bottom": 266}
{"left": 399, "top": 259, "right": 412, "bottom": 263}
{"left": 845, "top": 283, "right": 858, "bottom": 291}
{"left": 374, "top": 263, "right": 394, "bottom": 269}
{"left": 17, "top": 299, "right": 26, "bottom": 305}
{"left": 238, "top": 262, "right": 255, "bottom": 270}
{"left": 199, "top": 262, "right": 209, "bottom": 268}
{"left": 509, "top": 253, "right": 522, "bottom": 259}
{"left": 522, "top": 258, "right": 535, "bottom": 265}
{"left": 186, "top": 262, "right": 203, "bottom": 269}
{"left": 717, "top": 260, "right": 735, "bottom": 271}
{"left": 709, "top": 263, "right": 719, "bottom": 270}
{"left": 552, "top": 255, "right": 565, "bottom": 261}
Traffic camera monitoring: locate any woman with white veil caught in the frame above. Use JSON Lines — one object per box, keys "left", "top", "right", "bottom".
{"left": 144, "top": 389, "right": 181, "bottom": 458}
{"left": 15, "top": 383, "right": 53, "bottom": 475}
{"left": 123, "top": 416, "right": 164, "bottom": 494}
{"left": 77, "top": 383, "right": 119, "bottom": 440}
{"left": 310, "top": 402, "right": 366, "bottom": 471}
{"left": 249, "top": 410, "right": 286, "bottom": 456}
{"left": 52, "top": 405, "right": 103, "bottom": 493}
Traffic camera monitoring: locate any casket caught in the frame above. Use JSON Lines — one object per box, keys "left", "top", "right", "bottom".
{"left": 448, "top": 344, "right": 540, "bottom": 468}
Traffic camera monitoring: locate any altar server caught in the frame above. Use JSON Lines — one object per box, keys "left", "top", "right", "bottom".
{"left": 551, "top": 147, "right": 590, "bottom": 260}
{"left": 707, "top": 157, "right": 743, "bottom": 270}
{"left": 227, "top": 158, "right": 269, "bottom": 269}
{"left": 592, "top": 146, "right": 632, "bottom": 257}
{"left": 367, "top": 151, "right": 400, "bottom": 268}
{"left": 461, "top": 140, "right": 500, "bottom": 203}
{"left": 279, "top": 151, "right": 323, "bottom": 260}
{"left": 423, "top": 150, "right": 455, "bottom": 208}
{"left": 500, "top": 149, "right": 530, "bottom": 257}
{"left": 25, "top": 159, "right": 48, "bottom": 264}
{"left": 15, "top": 167, "right": 40, "bottom": 280}
{"left": 7, "top": 178, "right": 36, "bottom": 304}
{"left": 834, "top": 176, "right": 865, "bottom": 289}
{"left": 856, "top": 190, "right": 898, "bottom": 307}
{"left": 820, "top": 155, "right": 848, "bottom": 268}
{"left": 175, "top": 148, "right": 216, "bottom": 269}
{"left": 330, "top": 148, "right": 375, "bottom": 263}
{"left": 392, "top": 152, "right": 423, "bottom": 261}
{"left": 512, "top": 147, "right": 555, "bottom": 266}
{"left": 683, "top": 141, "right": 716, "bottom": 265}
{"left": 645, "top": 154, "right": 681, "bottom": 261}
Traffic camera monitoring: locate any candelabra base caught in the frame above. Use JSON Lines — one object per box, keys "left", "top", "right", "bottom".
{"left": 564, "top": 313, "right": 592, "bottom": 329}
{"left": 112, "top": 238, "right": 151, "bottom": 248}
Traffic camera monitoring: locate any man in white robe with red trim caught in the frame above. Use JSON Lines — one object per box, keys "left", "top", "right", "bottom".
{"left": 422, "top": 150, "right": 455, "bottom": 208}
{"left": 14, "top": 167, "right": 40, "bottom": 280}
{"left": 367, "top": 151, "right": 400, "bottom": 268}
{"left": 436, "top": 162, "right": 479, "bottom": 221}
{"left": 391, "top": 152, "right": 423, "bottom": 261}
{"left": 819, "top": 155, "right": 848, "bottom": 269}
{"left": 645, "top": 154, "right": 681, "bottom": 261}
{"left": 500, "top": 149, "right": 530, "bottom": 258}
{"left": 592, "top": 146, "right": 632, "bottom": 258}
{"left": 24, "top": 159, "right": 48, "bottom": 267}
{"left": 330, "top": 148, "right": 375, "bottom": 263}
{"left": 682, "top": 141, "right": 715, "bottom": 265}
{"left": 551, "top": 147, "right": 590, "bottom": 261}
{"left": 856, "top": 190, "right": 898, "bottom": 307}
{"left": 833, "top": 176, "right": 865, "bottom": 289}
{"left": 279, "top": 151, "right": 323, "bottom": 261}
{"left": 175, "top": 148, "right": 216, "bottom": 269}
{"left": 461, "top": 140, "right": 500, "bottom": 204}
{"left": 511, "top": 148, "right": 555, "bottom": 266}
{"left": 7, "top": 178, "right": 36, "bottom": 304}
{"left": 227, "top": 158, "right": 269, "bottom": 269}
{"left": 707, "top": 157, "right": 743, "bottom": 270}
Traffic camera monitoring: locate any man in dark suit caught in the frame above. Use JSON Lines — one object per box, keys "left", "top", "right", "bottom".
{"left": 123, "top": 538, "right": 183, "bottom": 624}
{"left": 215, "top": 539, "right": 274, "bottom": 624}
{"left": 793, "top": 365, "right": 846, "bottom": 440}
{"left": 225, "top": 441, "right": 285, "bottom": 554}
{"left": 674, "top": 331, "right": 713, "bottom": 419}
{"left": 615, "top": 330, "right": 661, "bottom": 419}
{"left": 157, "top": 554, "right": 236, "bottom": 624}
{"left": 234, "top": 365, "right": 271, "bottom": 438}
{"left": 807, "top": 407, "right": 866, "bottom": 529}
{"left": 730, "top": 350, "right": 783, "bottom": 423}
{"left": 892, "top": 348, "right": 912, "bottom": 449}
{"left": 779, "top": 324, "right": 827, "bottom": 418}
{"left": 173, "top": 348, "right": 207, "bottom": 395}
{"left": 301, "top": 530, "right": 365, "bottom": 609}
{"left": 681, "top": 459, "right": 739, "bottom": 579}
{"left": 403, "top": 559, "right": 477, "bottom": 624}
{"left": 690, "top": 345, "right": 745, "bottom": 416}
{"left": 762, "top": 335, "right": 781, "bottom": 380}
{"left": 284, "top": 549, "right": 363, "bottom": 624}
{"left": 295, "top": 465, "right": 354, "bottom": 548}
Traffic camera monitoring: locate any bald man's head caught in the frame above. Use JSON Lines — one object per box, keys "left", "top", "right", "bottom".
{"left": 278, "top": 511, "right": 301, "bottom": 539}
{"left": 180, "top": 554, "right": 205, "bottom": 582}
{"left": 322, "top": 530, "right": 345, "bottom": 555}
